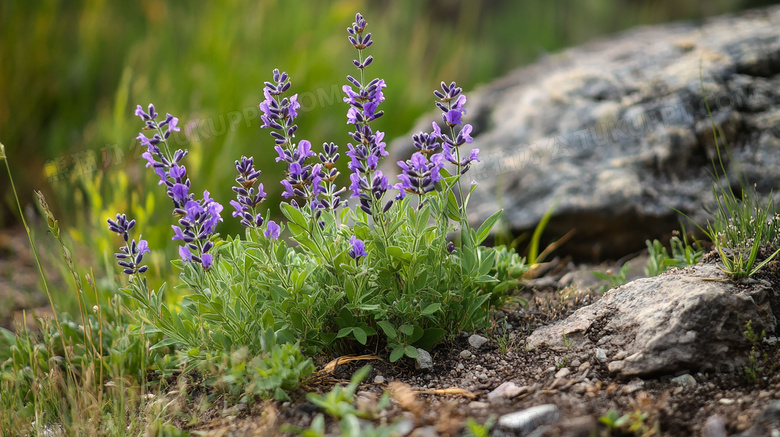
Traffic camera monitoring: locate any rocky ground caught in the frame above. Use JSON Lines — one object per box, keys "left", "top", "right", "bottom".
{"left": 2, "top": 226, "right": 779, "bottom": 436}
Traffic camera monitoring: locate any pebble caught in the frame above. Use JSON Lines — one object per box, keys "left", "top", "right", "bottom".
{"left": 394, "top": 419, "right": 415, "bottom": 437}
{"left": 409, "top": 426, "right": 438, "bottom": 437}
{"left": 469, "top": 401, "right": 490, "bottom": 409}
{"left": 555, "top": 367, "right": 571, "bottom": 379}
{"left": 487, "top": 382, "right": 527, "bottom": 402}
{"left": 613, "top": 350, "right": 628, "bottom": 360}
{"left": 671, "top": 374, "right": 697, "bottom": 389}
{"left": 496, "top": 405, "right": 562, "bottom": 435}
{"left": 373, "top": 375, "right": 385, "bottom": 384}
{"left": 703, "top": 415, "right": 727, "bottom": 437}
{"left": 415, "top": 348, "right": 433, "bottom": 370}
{"left": 468, "top": 334, "right": 489, "bottom": 349}
{"left": 718, "top": 398, "right": 735, "bottom": 405}
{"left": 460, "top": 350, "right": 473, "bottom": 359}
{"left": 595, "top": 348, "right": 608, "bottom": 363}
{"left": 456, "top": 363, "right": 465, "bottom": 371}
{"left": 577, "top": 361, "right": 591, "bottom": 372}
{"left": 570, "top": 359, "right": 581, "bottom": 368}
{"left": 607, "top": 361, "right": 624, "bottom": 373}
{"left": 550, "top": 378, "right": 567, "bottom": 389}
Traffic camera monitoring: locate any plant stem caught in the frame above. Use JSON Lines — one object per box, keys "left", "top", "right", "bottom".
{"left": 0, "top": 142, "right": 73, "bottom": 368}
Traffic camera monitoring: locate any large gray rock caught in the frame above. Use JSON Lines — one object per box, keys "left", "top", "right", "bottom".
{"left": 525, "top": 263, "right": 778, "bottom": 377}
{"left": 388, "top": 7, "right": 780, "bottom": 260}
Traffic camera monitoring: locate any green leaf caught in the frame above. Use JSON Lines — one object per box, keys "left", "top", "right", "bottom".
{"left": 352, "top": 327, "right": 367, "bottom": 345}
{"left": 421, "top": 303, "right": 441, "bottom": 316}
{"left": 412, "top": 328, "right": 446, "bottom": 350}
{"left": 150, "top": 338, "right": 178, "bottom": 351}
{"left": 398, "top": 324, "right": 414, "bottom": 336}
{"left": 409, "top": 325, "right": 424, "bottom": 343}
{"left": 281, "top": 203, "right": 308, "bottom": 227}
{"left": 387, "top": 246, "right": 412, "bottom": 262}
{"left": 529, "top": 199, "right": 559, "bottom": 264}
{"left": 376, "top": 320, "right": 397, "bottom": 339}
{"left": 337, "top": 327, "right": 353, "bottom": 339}
{"left": 404, "top": 345, "right": 418, "bottom": 358}
{"left": 476, "top": 209, "right": 503, "bottom": 245}
{"left": 389, "top": 346, "right": 405, "bottom": 362}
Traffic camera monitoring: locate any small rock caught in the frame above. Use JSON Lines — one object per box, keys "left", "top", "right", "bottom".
{"left": 496, "top": 405, "right": 562, "bottom": 435}
{"left": 409, "top": 426, "right": 438, "bottom": 437}
{"left": 607, "top": 361, "right": 624, "bottom": 373}
{"left": 595, "top": 348, "right": 608, "bottom": 363}
{"left": 456, "top": 363, "right": 465, "bottom": 371}
{"left": 415, "top": 348, "right": 433, "bottom": 370}
{"left": 703, "top": 415, "right": 727, "bottom": 437}
{"left": 622, "top": 379, "right": 645, "bottom": 395}
{"left": 719, "top": 398, "right": 735, "bottom": 405}
{"left": 487, "top": 382, "right": 527, "bottom": 402}
{"left": 373, "top": 375, "right": 385, "bottom": 384}
{"left": 614, "top": 350, "right": 628, "bottom": 360}
{"left": 394, "top": 419, "right": 415, "bottom": 437}
{"left": 469, "top": 401, "right": 490, "bottom": 409}
{"left": 764, "top": 336, "right": 778, "bottom": 345}
{"left": 557, "top": 416, "right": 597, "bottom": 437}
{"left": 550, "top": 378, "right": 567, "bottom": 389}
{"left": 570, "top": 359, "right": 582, "bottom": 368}
{"left": 555, "top": 368, "right": 571, "bottom": 379}
{"left": 577, "top": 362, "right": 591, "bottom": 372}
{"left": 671, "top": 374, "right": 697, "bottom": 389}
{"left": 460, "top": 350, "right": 473, "bottom": 359}
{"left": 469, "top": 334, "right": 489, "bottom": 349}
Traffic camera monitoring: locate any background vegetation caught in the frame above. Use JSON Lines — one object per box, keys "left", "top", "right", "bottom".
{"left": 0, "top": 0, "right": 772, "bottom": 310}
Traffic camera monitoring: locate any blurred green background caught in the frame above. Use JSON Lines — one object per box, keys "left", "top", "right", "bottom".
{"left": 0, "top": 0, "right": 772, "bottom": 273}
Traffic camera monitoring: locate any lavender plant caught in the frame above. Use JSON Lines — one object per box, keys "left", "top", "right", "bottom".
{"left": 111, "top": 13, "right": 517, "bottom": 369}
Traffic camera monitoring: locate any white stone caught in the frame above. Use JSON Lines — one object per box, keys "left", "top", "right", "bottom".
{"left": 468, "top": 334, "right": 489, "bottom": 349}
{"left": 497, "top": 405, "right": 562, "bottom": 434}
{"left": 415, "top": 348, "right": 433, "bottom": 370}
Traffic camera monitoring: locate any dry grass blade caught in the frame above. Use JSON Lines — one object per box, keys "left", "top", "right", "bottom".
{"left": 319, "top": 354, "right": 382, "bottom": 374}
{"left": 415, "top": 388, "right": 477, "bottom": 399}
{"left": 389, "top": 381, "right": 422, "bottom": 415}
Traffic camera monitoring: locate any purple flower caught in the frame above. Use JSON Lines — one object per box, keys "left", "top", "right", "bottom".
{"left": 201, "top": 253, "right": 213, "bottom": 269}
{"left": 108, "top": 214, "right": 149, "bottom": 275}
{"left": 446, "top": 242, "right": 456, "bottom": 254}
{"left": 179, "top": 245, "right": 192, "bottom": 262}
{"left": 264, "top": 220, "right": 281, "bottom": 240}
{"left": 232, "top": 156, "right": 266, "bottom": 228}
{"left": 443, "top": 144, "right": 480, "bottom": 173}
{"left": 172, "top": 191, "right": 223, "bottom": 270}
{"left": 396, "top": 152, "right": 443, "bottom": 195}
{"left": 349, "top": 235, "right": 367, "bottom": 259}
{"left": 443, "top": 109, "right": 463, "bottom": 126}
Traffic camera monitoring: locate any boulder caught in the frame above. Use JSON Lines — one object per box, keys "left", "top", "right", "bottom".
{"left": 525, "top": 263, "right": 778, "bottom": 377}
{"left": 387, "top": 7, "right": 780, "bottom": 260}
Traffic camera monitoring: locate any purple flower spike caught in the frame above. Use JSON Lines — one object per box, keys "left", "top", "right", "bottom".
{"left": 108, "top": 214, "right": 149, "bottom": 276}
{"left": 232, "top": 155, "right": 266, "bottom": 228}
{"left": 349, "top": 235, "right": 367, "bottom": 259}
